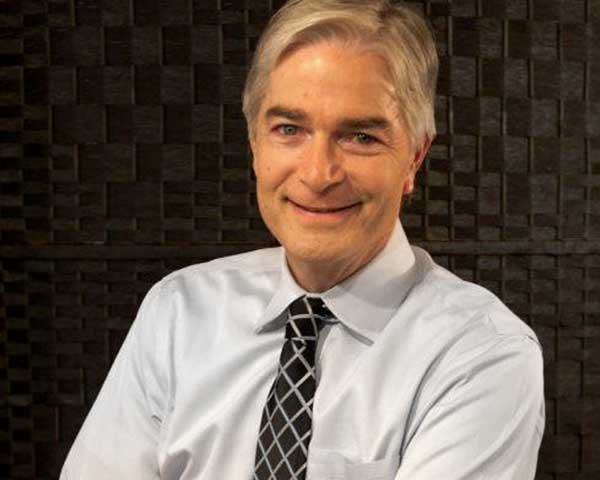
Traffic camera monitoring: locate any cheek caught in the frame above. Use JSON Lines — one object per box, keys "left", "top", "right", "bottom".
{"left": 253, "top": 150, "right": 273, "bottom": 184}
{"left": 255, "top": 161, "right": 290, "bottom": 197}
{"left": 351, "top": 165, "right": 400, "bottom": 197}
{"left": 255, "top": 149, "right": 297, "bottom": 191}
{"left": 362, "top": 169, "right": 408, "bottom": 208}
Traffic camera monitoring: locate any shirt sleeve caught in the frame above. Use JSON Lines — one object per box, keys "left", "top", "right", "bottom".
{"left": 60, "top": 280, "right": 172, "bottom": 480}
{"left": 395, "top": 334, "right": 545, "bottom": 480}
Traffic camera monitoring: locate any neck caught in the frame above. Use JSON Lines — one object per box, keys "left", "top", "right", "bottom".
{"left": 286, "top": 240, "right": 387, "bottom": 293}
{"left": 286, "top": 260, "right": 356, "bottom": 293}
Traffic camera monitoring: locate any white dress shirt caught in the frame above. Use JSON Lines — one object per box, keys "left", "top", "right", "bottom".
{"left": 61, "top": 220, "right": 545, "bottom": 479}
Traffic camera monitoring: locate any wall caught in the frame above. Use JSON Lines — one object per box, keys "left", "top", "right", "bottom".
{"left": 2, "top": 0, "right": 600, "bottom": 478}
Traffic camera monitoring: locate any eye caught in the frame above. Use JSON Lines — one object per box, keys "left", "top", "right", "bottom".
{"left": 275, "top": 124, "right": 300, "bottom": 136}
{"left": 352, "top": 132, "right": 378, "bottom": 145}
{"left": 338, "top": 131, "right": 384, "bottom": 155}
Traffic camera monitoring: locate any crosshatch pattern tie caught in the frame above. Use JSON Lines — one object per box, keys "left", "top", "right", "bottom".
{"left": 253, "top": 295, "right": 334, "bottom": 480}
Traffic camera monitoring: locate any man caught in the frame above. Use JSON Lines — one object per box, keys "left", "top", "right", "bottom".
{"left": 61, "top": 1, "right": 545, "bottom": 479}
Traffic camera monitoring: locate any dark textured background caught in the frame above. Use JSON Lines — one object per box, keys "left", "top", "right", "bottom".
{"left": 2, "top": 0, "right": 600, "bottom": 478}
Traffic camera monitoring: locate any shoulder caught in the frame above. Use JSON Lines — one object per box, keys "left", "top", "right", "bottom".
{"left": 150, "top": 245, "right": 282, "bottom": 297}
{"left": 161, "top": 246, "right": 281, "bottom": 284}
{"left": 411, "top": 246, "right": 539, "bottom": 340}
{"left": 399, "top": 248, "right": 544, "bottom": 416}
{"left": 133, "top": 246, "right": 282, "bottom": 331}
{"left": 129, "top": 244, "right": 283, "bottom": 359}
{"left": 400, "top": 247, "right": 543, "bottom": 376}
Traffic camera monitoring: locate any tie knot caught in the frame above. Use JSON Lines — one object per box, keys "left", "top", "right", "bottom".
{"left": 285, "top": 296, "right": 333, "bottom": 340}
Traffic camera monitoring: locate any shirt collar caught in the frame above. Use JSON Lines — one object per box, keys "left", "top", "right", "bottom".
{"left": 254, "top": 219, "right": 417, "bottom": 343}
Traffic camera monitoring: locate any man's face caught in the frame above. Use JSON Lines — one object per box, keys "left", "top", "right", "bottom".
{"left": 251, "top": 41, "right": 428, "bottom": 285}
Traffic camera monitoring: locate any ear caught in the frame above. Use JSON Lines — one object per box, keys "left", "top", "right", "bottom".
{"left": 249, "top": 133, "right": 257, "bottom": 173}
{"left": 402, "top": 136, "right": 433, "bottom": 196}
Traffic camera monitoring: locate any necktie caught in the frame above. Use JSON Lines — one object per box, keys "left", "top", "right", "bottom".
{"left": 253, "top": 295, "right": 333, "bottom": 480}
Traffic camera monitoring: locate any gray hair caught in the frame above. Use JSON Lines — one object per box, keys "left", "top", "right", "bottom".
{"left": 242, "top": 0, "right": 439, "bottom": 150}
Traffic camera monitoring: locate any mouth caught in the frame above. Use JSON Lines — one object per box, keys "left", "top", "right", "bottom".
{"left": 288, "top": 199, "right": 360, "bottom": 215}
{"left": 289, "top": 199, "right": 359, "bottom": 211}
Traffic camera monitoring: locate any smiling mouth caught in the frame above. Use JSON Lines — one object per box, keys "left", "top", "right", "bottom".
{"left": 289, "top": 200, "right": 359, "bottom": 213}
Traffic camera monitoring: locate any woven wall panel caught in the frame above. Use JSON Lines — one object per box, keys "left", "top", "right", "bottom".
{"left": 2, "top": 0, "right": 600, "bottom": 478}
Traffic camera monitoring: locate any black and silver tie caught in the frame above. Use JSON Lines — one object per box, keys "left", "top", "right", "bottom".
{"left": 253, "top": 295, "right": 333, "bottom": 480}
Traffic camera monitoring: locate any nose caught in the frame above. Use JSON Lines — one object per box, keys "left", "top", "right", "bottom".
{"left": 298, "top": 135, "right": 345, "bottom": 193}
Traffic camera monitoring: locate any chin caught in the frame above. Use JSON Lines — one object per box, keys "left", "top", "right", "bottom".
{"left": 282, "top": 238, "right": 347, "bottom": 265}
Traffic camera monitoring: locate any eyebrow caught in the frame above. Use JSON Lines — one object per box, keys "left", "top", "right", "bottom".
{"left": 264, "top": 106, "right": 308, "bottom": 122}
{"left": 338, "top": 117, "right": 391, "bottom": 132}
{"left": 264, "top": 105, "right": 392, "bottom": 132}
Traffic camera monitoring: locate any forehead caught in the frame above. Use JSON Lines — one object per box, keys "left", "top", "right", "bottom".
{"left": 260, "top": 42, "right": 398, "bottom": 124}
